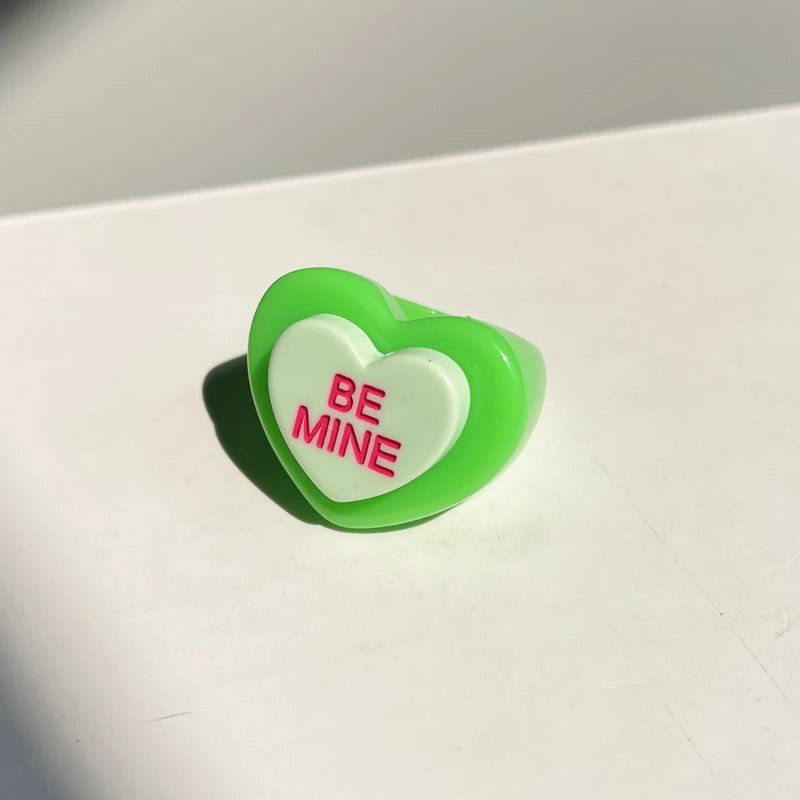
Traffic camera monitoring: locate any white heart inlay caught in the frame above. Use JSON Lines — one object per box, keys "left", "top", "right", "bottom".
{"left": 268, "top": 314, "right": 470, "bottom": 502}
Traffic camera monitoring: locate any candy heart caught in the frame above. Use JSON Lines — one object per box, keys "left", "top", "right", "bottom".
{"left": 268, "top": 314, "right": 470, "bottom": 502}
{"left": 248, "top": 268, "right": 546, "bottom": 530}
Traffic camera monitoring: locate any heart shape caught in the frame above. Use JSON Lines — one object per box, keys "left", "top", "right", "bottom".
{"left": 248, "top": 268, "right": 545, "bottom": 530}
{"left": 268, "top": 314, "right": 470, "bottom": 502}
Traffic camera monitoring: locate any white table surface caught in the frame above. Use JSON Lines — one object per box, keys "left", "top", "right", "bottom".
{"left": 2, "top": 106, "right": 799, "bottom": 800}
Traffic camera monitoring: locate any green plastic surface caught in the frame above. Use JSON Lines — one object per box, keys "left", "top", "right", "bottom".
{"left": 247, "top": 268, "right": 546, "bottom": 530}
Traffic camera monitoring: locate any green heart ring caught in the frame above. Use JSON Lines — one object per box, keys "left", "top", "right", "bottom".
{"left": 247, "top": 267, "right": 546, "bottom": 530}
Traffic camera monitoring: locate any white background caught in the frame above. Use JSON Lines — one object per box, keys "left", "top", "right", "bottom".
{"left": 1, "top": 106, "right": 799, "bottom": 798}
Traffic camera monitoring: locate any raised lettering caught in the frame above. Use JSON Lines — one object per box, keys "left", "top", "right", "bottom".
{"left": 338, "top": 422, "right": 372, "bottom": 465}
{"left": 292, "top": 405, "right": 329, "bottom": 448}
{"left": 368, "top": 434, "right": 401, "bottom": 477}
{"left": 355, "top": 383, "right": 385, "bottom": 425}
{"left": 328, "top": 373, "right": 356, "bottom": 412}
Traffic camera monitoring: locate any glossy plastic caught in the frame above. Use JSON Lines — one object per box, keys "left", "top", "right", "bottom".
{"left": 248, "top": 268, "right": 546, "bottom": 529}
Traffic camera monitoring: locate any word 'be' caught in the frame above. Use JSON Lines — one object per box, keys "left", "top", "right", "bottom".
{"left": 292, "top": 373, "right": 402, "bottom": 477}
